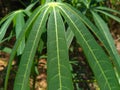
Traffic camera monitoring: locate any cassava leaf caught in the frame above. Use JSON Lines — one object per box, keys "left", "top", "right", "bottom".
{"left": 66, "top": 27, "right": 74, "bottom": 48}
{"left": 0, "top": 11, "right": 16, "bottom": 25}
{"left": 96, "top": 6, "right": 120, "bottom": 15}
{"left": 60, "top": 3, "right": 109, "bottom": 52}
{"left": 24, "top": 1, "right": 38, "bottom": 16}
{"left": 58, "top": 3, "right": 120, "bottom": 89}
{"left": 95, "top": 9, "right": 120, "bottom": 23}
{"left": 0, "top": 10, "right": 25, "bottom": 43}
{"left": 59, "top": 3, "right": 120, "bottom": 76}
{"left": 14, "top": 12, "right": 25, "bottom": 55}
{"left": 4, "top": 5, "right": 46, "bottom": 90}
{"left": 0, "top": 15, "right": 14, "bottom": 43}
{"left": 14, "top": 7, "right": 50, "bottom": 90}
{"left": 91, "top": 11, "right": 120, "bottom": 76}
{"left": 57, "top": 3, "right": 120, "bottom": 78}
{"left": 47, "top": 6, "right": 73, "bottom": 90}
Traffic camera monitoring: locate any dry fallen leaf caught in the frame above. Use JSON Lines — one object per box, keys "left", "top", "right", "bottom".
{"left": 35, "top": 73, "right": 47, "bottom": 90}
{"left": 0, "top": 59, "right": 7, "bottom": 71}
{"left": 116, "top": 41, "right": 120, "bottom": 54}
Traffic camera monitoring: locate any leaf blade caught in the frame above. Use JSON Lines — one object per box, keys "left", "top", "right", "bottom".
{"left": 59, "top": 4, "right": 120, "bottom": 89}
{"left": 14, "top": 7, "right": 50, "bottom": 90}
{"left": 66, "top": 27, "right": 74, "bottom": 48}
{"left": 14, "top": 12, "right": 25, "bottom": 55}
{"left": 91, "top": 11, "right": 120, "bottom": 76}
{"left": 0, "top": 15, "right": 14, "bottom": 43}
{"left": 96, "top": 6, "right": 120, "bottom": 15}
{"left": 4, "top": 5, "right": 45, "bottom": 90}
{"left": 47, "top": 7, "right": 73, "bottom": 90}
{"left": 95, "top": 9, "right": 120, "bottom": 23}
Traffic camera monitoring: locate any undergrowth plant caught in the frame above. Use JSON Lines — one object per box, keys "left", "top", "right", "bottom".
{"left": 0, "top": 0, "right": 120, "bottom": 90}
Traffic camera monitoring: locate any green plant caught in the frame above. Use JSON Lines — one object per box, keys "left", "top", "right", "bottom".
{"left": 0, "top": 0, "right": 120, "bottom": 90}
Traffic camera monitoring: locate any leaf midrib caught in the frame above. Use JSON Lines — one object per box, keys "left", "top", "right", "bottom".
{"left": 53, "top": 7, "right": 62, "bottom": 89}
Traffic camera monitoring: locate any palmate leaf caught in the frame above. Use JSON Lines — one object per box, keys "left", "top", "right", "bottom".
{"left": 47, "top": 6, "right": 73, "bottom": 90}
{"left": 57, "top": 3, "right": 120, "bottom": 89}
{"left": 4, "top": 5, "right": 46, "bottom": 90}
{"left": 91, "top": 11, "right": 120, "bottom": 75}
{"left": 13, "top": 7, "right": 50, "bottom": 90}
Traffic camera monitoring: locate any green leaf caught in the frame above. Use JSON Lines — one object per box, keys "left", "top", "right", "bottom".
{"left": 24, "top": 1, "right": 38, "bottom": 16}
{"left": 66, "top": 27, "right": 74, "bottom": 48}
{"left": 59, "top": 3, "right": 120, "bottom": 77}
{"left": 47, "top": 7, "right": 73, "bottom": 90}
{"left": 14, "top": 12, "right": 25, "bottom": 55}
{"left": 96, "top": 6, "right": 120, "bottom": 15}
{"left": 60, "top": 3, "right": 109, "bottom": 52}
{"left": 0, "top": 15, "right": 14, "bottom": 43}
{"left": 58, "top": 3, "right": 118, "bottom": 75}
{"left": 25, "top": 1, "right": 38, "bottom": 11}
{"left": 0, "top": 29, "right": 14, "bottom": 43}
{"left": 56, "top": 0, "right": 62, "bottom": 2}
{"left": 0, "top": 10, "right": 25, "bottom": 43}
{"left": 1, "top": 47, "right": 12, "bottom": 54}
{"left": 95, "top": 9, "right": 120, "bottom": 23}
{"left": 13, "top": 7, "right": 50, "bottom": 90}
{"left": 4, "top": 5, "right": 45, "bottom": 90}
{"left": 37, "top": 38, "right": 44, "bottom": 54}
{"left": 41, "top": 0, "right": 46, "bottom": 4}
{"left": 0, "top": 11, "right": 16, "bottom": 25}
{"left": 81, "top": 0, "right": 90, "bottom": 8}
{"left": 59, "top": 3, "right": 120, "bottom": 89}
{"left": 46, "top": 0, "right": 53, "bottom": 3}
{"left": 91, "top": 11, "right": 120, "bottom": 76}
